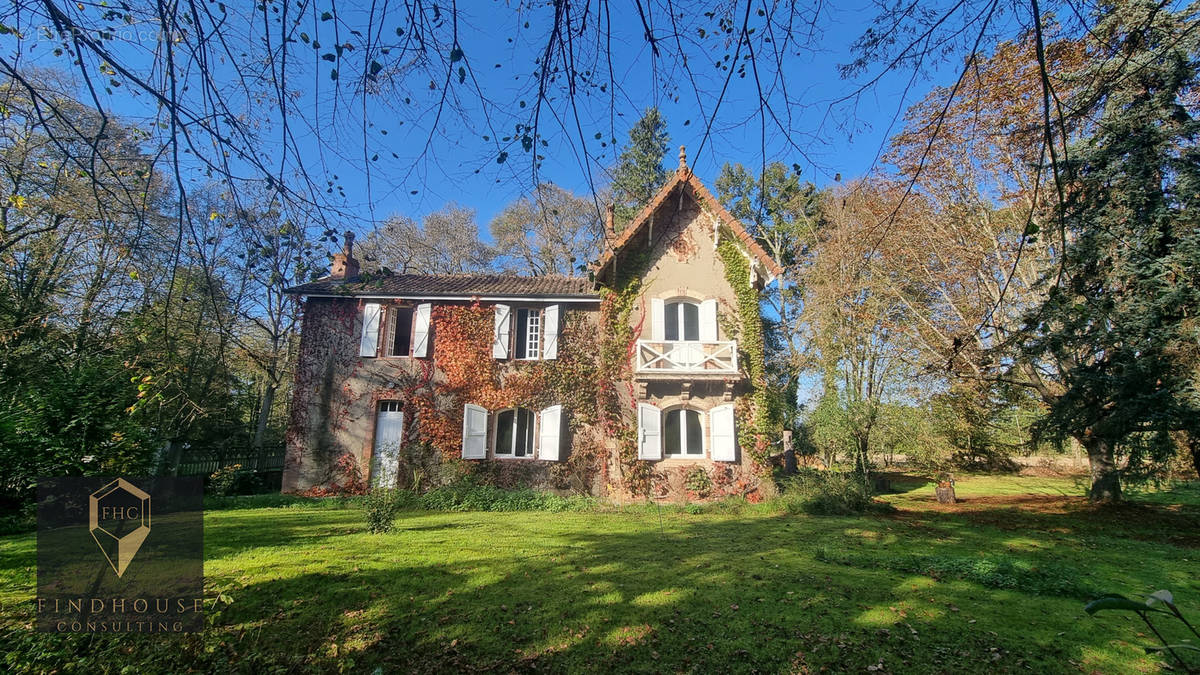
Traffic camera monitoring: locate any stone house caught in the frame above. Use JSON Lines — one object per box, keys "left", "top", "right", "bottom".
{"left": 282, "top": 151, "right": 783, "bottom": 499}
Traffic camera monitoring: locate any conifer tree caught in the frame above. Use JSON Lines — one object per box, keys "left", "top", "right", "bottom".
{"left": 610, "top": 108, "right": 670, "bottom": 227}
{"left": 1021, "top": 0, "right": 1200, "bottom": 501}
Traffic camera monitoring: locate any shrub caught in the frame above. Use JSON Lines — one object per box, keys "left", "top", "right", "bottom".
{"left": 778, "top": 469, "right": 875, "bottom": 515}
{"left": 362, "top": 488, "right": 416, "bottom": 533}
{"left": 208, "top": 464, "right": 263, "bottom": 496}
{"left": 683, "top": 466, "right": 713, "bottom": 498}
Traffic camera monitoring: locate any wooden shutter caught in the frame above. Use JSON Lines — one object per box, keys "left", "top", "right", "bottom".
{"left": 412, "top": 303, "right": 432, "bottom": 357}
{"left": 359, "top": 302, "right": 381, "bottom": 357}
{"left": 461, "top": 404, "right": 488, "bottom": 459}
{"left": 637, "top": 403, "right": 662, "bottom": 460}
{"left": 492, "top": 304, "right": 511, "bottom": 359}
{"left": 538, "top": 404, "right": 563, "bottom": 461}
{"left": 710, "top": 404, "right": 737, "bottom": 462}
{"left": 542, "top": 304, "right": 560, "bottom": 360}
{"left": 650, "top": 297, "right": 665, "bottom": 341}
{"left": 699, "top": 299, "right": 719, "bottom": 342}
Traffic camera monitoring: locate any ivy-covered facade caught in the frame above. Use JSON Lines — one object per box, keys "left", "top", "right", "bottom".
{"left": 282, "top": 153, "right": 784, "bottom": 500}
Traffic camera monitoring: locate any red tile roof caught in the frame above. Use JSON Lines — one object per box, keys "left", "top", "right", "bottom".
{"left": 285, "top": 273, "right": 597, "bottom": 299}
{"left": 593, "top": 167, "right": 785, "bottom": 282}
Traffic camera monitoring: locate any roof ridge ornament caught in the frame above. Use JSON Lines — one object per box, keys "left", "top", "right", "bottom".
{"left": 678, "top": 145, "right": 687, "bottom": 173}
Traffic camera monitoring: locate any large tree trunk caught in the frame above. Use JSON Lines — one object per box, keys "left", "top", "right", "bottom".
{"left": 1081, "top": 435, "right": 1121, "bottom": 502}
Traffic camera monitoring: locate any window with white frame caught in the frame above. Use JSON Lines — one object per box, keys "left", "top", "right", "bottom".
{"left": 463, "top": 404, "right": 564, "bottom": 460}
{"left": 665, "top": 301, "right": 700, "bottom": 341}
{"left": 494, "top": 407, "right": 536, "bottom": 458}
{"left": 493, "top": 304, "right": 560, "bottom": 361}
{"left": 663, "top": 408, "right": 704, "bottom": 457}
{"left": 514, "top": 308, "right": 541, "bottom": 359}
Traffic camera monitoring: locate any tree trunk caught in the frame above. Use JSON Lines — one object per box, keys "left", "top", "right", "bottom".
{"left": 1082, "top": 435, "right": 1121, "bottom": 502}
{"left": 253, "top": 383, "right": 277, "bottom": 470}
{"left": 853, "top": 435, "right": 871, "bottom": 487}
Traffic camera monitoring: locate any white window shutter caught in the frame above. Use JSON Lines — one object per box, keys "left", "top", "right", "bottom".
{"left": 650, "top": 298, "right": 665, "bottom": 341}
{"left": 699, "top": 299, "right": 719, "bottom": 342}
{"left": 412, "top": 303, "right": 432, "bottom": 357}
{"left": 542, "top": 304, "right": 560, "bottom": 360}
{"left": 492, "top": 304, "right": 511, "bottom": 359}
{"left": 359, "top": 302, "right": 381, "bottom": 357}
{"left": 538, "top": 404, "right": 563, "bottom": 461}
{"left": 461, "top": 404, "right": 488, "bottom": 459}
{"left": 637, "top": 403, "right": 662, "bottom": 460}
{"left": 710, "top": 404, "right": 737, "bottom": 461}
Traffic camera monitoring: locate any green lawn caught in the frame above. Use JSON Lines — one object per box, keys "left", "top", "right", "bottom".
{"left": 2, "top": 476, "right": 1199, "bottom": 673}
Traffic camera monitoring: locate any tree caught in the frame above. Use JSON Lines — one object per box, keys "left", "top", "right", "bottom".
{"left": 357, "top": 204, "right": 493, "bottom": 275}
{"left": 715, "top": 161, "right": 821, "bottom": 429}
{"left": 490, "top": 183, "right": 602, "bottom": 276}
{"left": 874, "top": 28, "right": 1099, "bottom": 486}
{"left": 1020, "top": 0, "right": 1200, "bottom": 501}
{"left": 223, "top": 194, "right": 324, "bottom": 453}
{"left": 801, "top": 180, "right": 920, "bottom": 479}
{"left": 610, "top": 108, "right": 670, "bottom": 226}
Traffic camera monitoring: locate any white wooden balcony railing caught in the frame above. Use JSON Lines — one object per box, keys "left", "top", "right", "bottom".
{"left": 634, "top": 340, "right": 739, "bottom": 375}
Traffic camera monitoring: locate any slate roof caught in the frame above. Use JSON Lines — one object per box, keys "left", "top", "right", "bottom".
{"left": 593, "top": 162, "right": 785, "bottom": 282}
{"left": 284, "top": 273, "right": 597, "bottom": 299}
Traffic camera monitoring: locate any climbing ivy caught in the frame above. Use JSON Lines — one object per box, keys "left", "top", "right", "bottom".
{"left": 596, "top": 250, "right": 657, "bottom": 496}
{"left": 717, "top": 236, "right": 776, "bottom": 474}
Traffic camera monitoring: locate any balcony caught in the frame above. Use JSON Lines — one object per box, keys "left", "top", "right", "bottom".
{"left": 634, "top": 340, "right": 739, "bottom": 377}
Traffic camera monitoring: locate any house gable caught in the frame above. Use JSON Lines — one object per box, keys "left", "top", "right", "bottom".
{"left": 592, "top": 147, "right": 784, "bottom": 289}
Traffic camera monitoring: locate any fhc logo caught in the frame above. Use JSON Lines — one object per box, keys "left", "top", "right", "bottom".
{"left": 89, "top": 479, "right": 152, "bottom": 577}
{"left": 37, "top": 476, "right": 204, "bottom": 632}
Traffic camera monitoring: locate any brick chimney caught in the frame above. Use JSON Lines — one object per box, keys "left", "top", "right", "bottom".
{"left": 329, "top": 231, "right": 360, "bottom": 280}
{"left": 605, "top": 203, "right": 616, "bottom": 239}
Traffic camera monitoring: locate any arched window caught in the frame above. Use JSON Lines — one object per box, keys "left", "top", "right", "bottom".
{"left": 494, "top": 408, "right": 535, "bottom": 458}
{"left": 663, "top": 408, "right": 704, "bottom": 457}
{"left": 664, "top": 300, "right": 700, "bottom": 341}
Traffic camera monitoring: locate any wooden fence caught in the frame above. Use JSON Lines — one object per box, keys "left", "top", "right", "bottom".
{"left": 170, "top": 443, "right": 286, "bottom": 476}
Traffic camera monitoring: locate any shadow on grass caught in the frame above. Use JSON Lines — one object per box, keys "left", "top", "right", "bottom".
{"left": 5, "top": 489, "right": 1200, "bottom": 673}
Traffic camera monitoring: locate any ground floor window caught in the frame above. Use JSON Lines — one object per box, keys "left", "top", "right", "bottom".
{"left": 494, "top": 407, "right": 535, "bottom": 458}
{"left": 664, "top": 408, "right": 703, "bottom": 457}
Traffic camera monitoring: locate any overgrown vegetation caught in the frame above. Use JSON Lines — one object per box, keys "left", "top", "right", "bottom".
{"left": 777, "top": 469, "right": 880, "bottom": 515}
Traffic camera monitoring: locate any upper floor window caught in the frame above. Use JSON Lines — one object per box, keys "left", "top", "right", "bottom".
{"left": 492, "top": 304, "right": 560, "bottom": 361}
{"left": 665, "top": 301, "right": 700, "bottom": 341}
{"left": 514, "top": 308, "right": 541, "bottom": 360}
{"left": 388, "top": 306, "right": 414, "bottom": 356}
{"left": 649, "top": 297, "right": 719, "bottom": 344}
{"left": 359, "top": 302, "right": 430, "bottom": 358}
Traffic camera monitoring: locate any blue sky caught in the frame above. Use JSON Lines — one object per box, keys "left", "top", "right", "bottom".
{"left": 7, "top": 1, "right": 975, "bottom": 236}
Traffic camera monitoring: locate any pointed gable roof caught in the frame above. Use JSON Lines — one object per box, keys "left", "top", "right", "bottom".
{"left": 593, "top": 147, "right": 785, "bottom": 286}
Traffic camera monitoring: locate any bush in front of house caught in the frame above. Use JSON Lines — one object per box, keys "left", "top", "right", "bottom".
{"left": 363, "top": 488, "right": 418, "bottom": 533}
{"left": 778, "top": 469, "right": 878, "bottom": 515}
{"left": 418, "top": 482, "right": 597, "bottom": 513}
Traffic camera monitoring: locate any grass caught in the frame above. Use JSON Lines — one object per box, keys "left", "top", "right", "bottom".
{"left": 2, "top": 475, "right": 1199, "bottom": 673}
